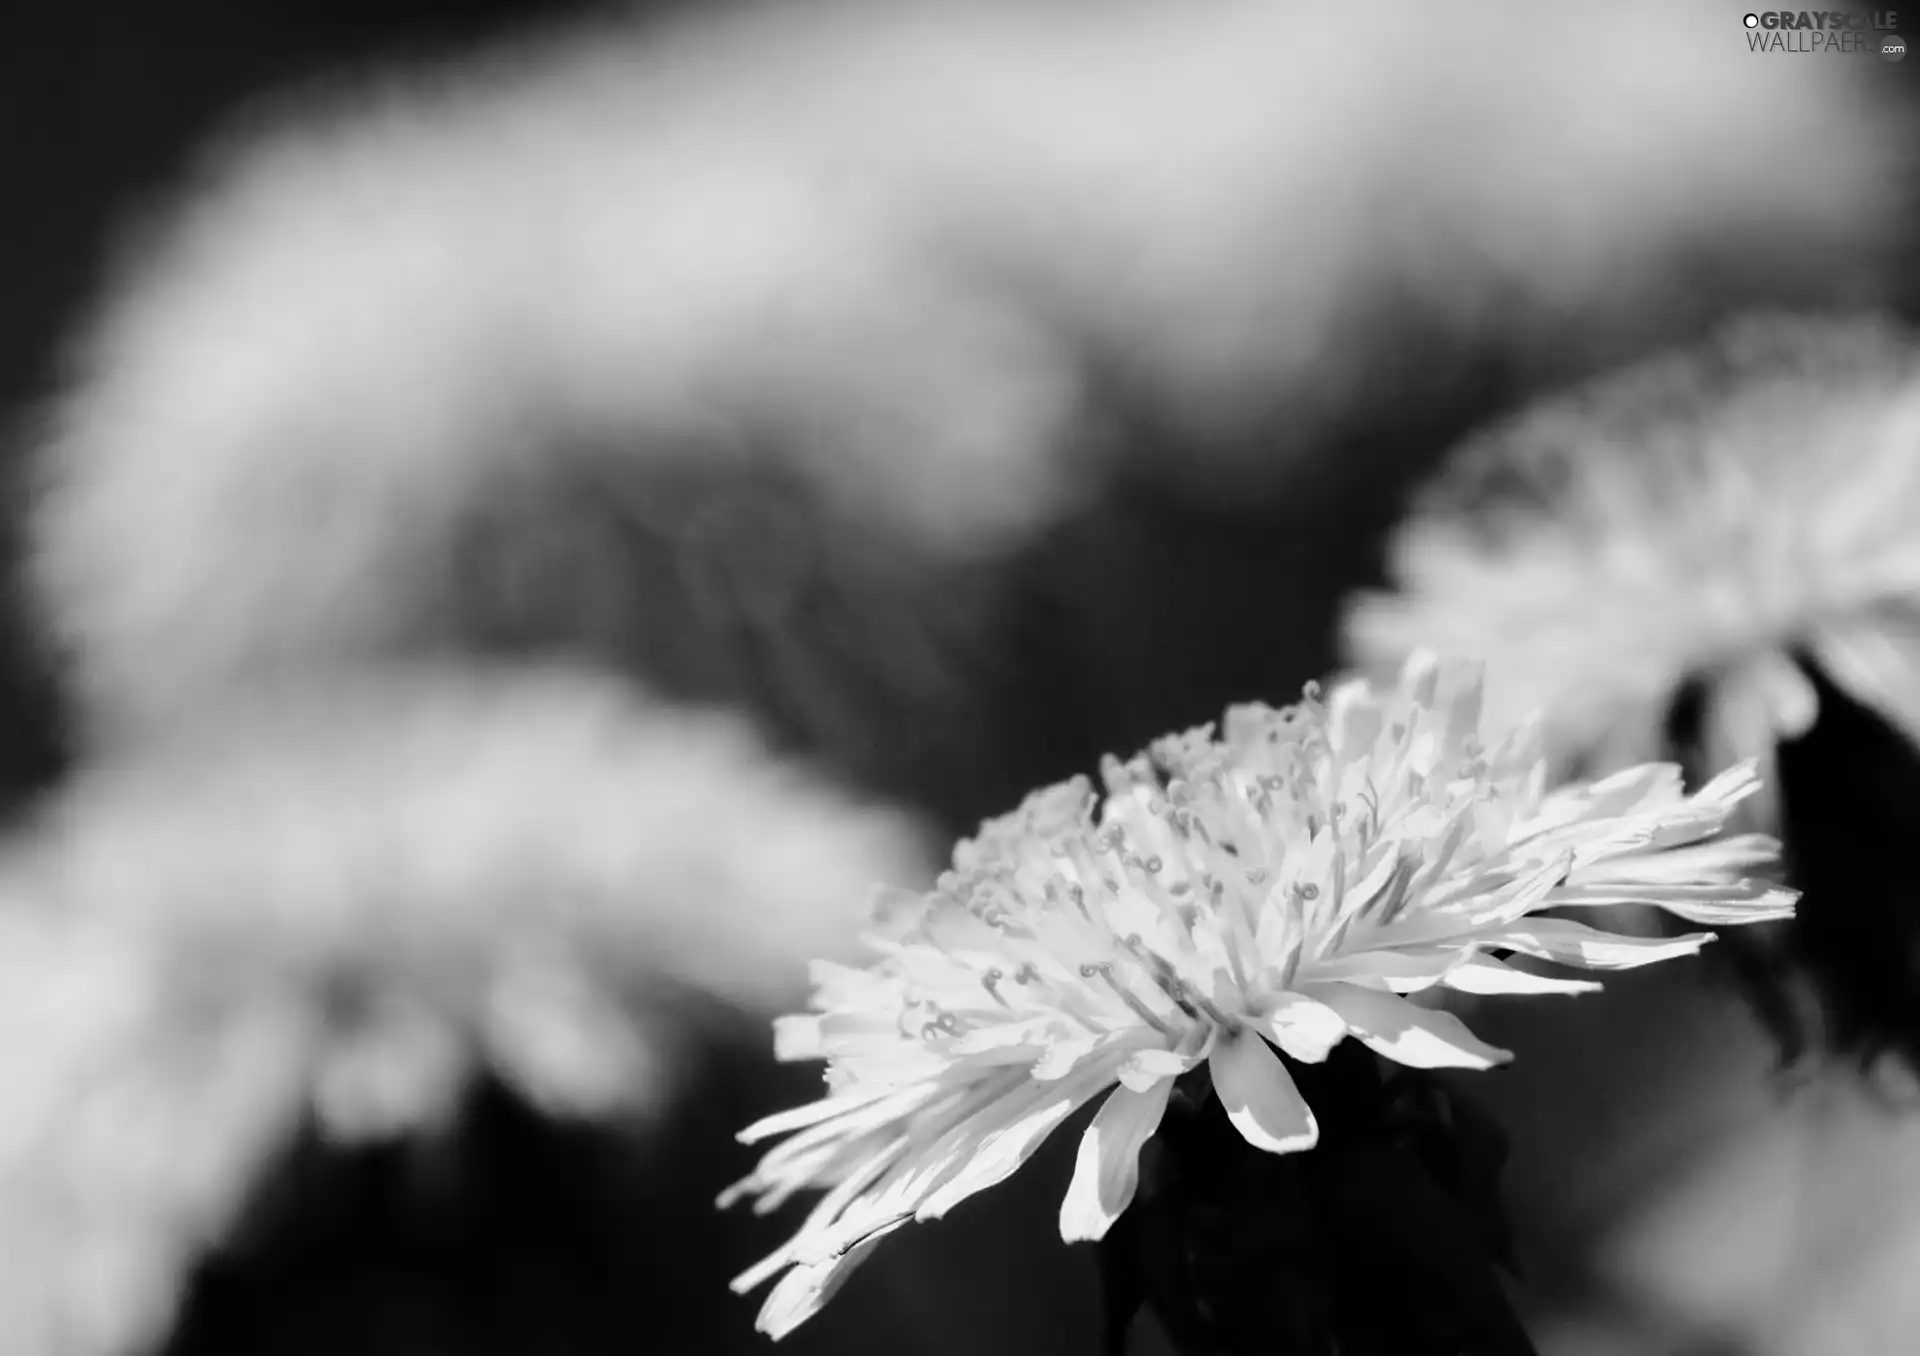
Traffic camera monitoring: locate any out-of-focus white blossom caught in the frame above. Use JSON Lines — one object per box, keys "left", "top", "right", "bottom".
{"left": 28, "top": 0, "right": 1898, "bottom": 738}
{"left": 1346, "top": 314, "right": 1920, "bottom": 829}
{"left": 0, "top": 664, "right": 932, "bottom": 1356}
{"left": 722, "top": 654, "right": 1794, "bottom": 1338}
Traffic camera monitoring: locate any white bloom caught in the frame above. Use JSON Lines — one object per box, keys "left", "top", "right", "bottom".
{"left": 722, "top": 653, "right": 1795, "bottom": 1338}
{"left": 1344, "top": 314, "right": 1920, "bottom": 827}
{"left": 27, "top": 1, "right": 1895, "bottom": 738}
{"left": 0, "top": 664, "right": 931, "bottom": 1356}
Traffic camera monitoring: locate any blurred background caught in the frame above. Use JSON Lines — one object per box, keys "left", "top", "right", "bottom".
{"left": 3, "top": 2, "right": 1920, "bottom": 1354}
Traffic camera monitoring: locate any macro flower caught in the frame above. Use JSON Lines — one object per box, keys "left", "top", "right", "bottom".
{"left": 722, "top": 653, "right": 1795, "bottom": 1338}
{"left": 1342, "top": 314, "right": 1920, "bottom": 1065}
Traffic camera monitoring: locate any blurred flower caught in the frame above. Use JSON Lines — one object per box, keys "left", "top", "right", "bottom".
{"left": 721, "top": 654, "right": 1793, "bottom": 1338}
{"left": 0, "top": 664, "right": 931, "bottom": 1356}
{"left": 27, "top": 0, "right": 1900, "bottom": 738}
{"left": 0, "top": 907, "right": 312, "bottom": 1356}
{"left": 1344, "top": 314, "right": 1920, "bottom": 1064}
{"left": 1347, "top": 314, "right": 1920, "bottom": 821}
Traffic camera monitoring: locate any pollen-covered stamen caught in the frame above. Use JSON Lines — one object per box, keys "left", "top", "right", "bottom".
{"left": 1120, "top": 937, "right": 1204, "bottom": 1020}
{"left": 1201, "top": 868, "right": 1266, "bottom": 995}
{"left": 979, "top": 968, "right": 1011, "bottom": 1009}
{"left": 1117, "top": 848, "right": 1198, "bottom": 944}
{"left": 1171, "top": 973, "right": 1234, "bottom": 1028}
{"left": 1052, "top": 834, "right": 1110, "bottom": 901}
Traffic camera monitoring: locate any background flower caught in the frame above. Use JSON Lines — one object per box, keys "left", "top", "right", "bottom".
{"left": 0, "top": 665, "right": 931, "bottom": 1356}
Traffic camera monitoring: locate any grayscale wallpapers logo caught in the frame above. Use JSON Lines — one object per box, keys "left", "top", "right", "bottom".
{"left": 1742, "top": 9, "right": 1906, "bottom": 56}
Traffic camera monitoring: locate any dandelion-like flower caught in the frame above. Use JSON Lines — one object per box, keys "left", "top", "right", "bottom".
{"left": 0, "top": 665, "right": 931, "bottom": 1356}
{"left": 722, "top": 653, "right": 1795, "bottom": 1338}
{"left": 1344, "top": 313, "right": 1920, "bottom": 830}
{"left": 1342, "top": 313, "right": 1920, "bottom": 1064}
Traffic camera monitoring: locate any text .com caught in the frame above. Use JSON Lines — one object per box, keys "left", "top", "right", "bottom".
{"left": 1744, "top": 10, "right": 1905, "bottom": 54}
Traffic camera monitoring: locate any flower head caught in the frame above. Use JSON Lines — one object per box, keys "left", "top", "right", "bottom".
{"left": 722, "top": 653, "right": 1795, "bottom": 1337}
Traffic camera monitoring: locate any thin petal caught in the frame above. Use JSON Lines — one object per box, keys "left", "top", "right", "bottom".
{"left": 1031, "top": 1035, "right": 1105, "bottom": 1080}
{"left": 913, "top": 1060, "right": 1116, "bottom": 1220}
{"left": 1258, "top": 992, "right": 1349, "bottom": 1062}
{"left": 1299, "top": 946, "right": 1462, "bottom": 993}
{"left": 1302, "top": 982, "right": 1511, "bottom": 1069}
{"left": 1208, "top": 1031, "right": 1319, "bottom": 1154}
{"left": 1688, "top": 760, "right": 1765, "bottom": 813}
{"left": 737, "top": 1086, "right": 897, "bottom": 1145}
{"left": 1059, "top": 1078, "right": 1175, "bottom": 1243}
{"left": 1544, "top": 880, "right": 1797, "bottom": 925}
{"left": 754, "top": 1221, "right": 904, "bottom": 1339}
{"left": 1560, "top": 833, "right": 1781, "bottom": 882}
{"left": 1443, "top": 956, "right": 1602, "bottom": 995}
{"left": 1480, "top": 917, "right": 1715, "bottom": 968}
{"left": 1450, "top": 853, "right": 1574, "bottom": 928}
{"left": 1116, "top": 1044, "right": 1200, "bottom": 1093}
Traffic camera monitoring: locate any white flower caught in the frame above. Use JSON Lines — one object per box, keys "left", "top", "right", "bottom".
{"left": 0, "top": 664, "right": 932, "bottom": 1356}
{"left": 722, "top": 653, "right": 1796, "bottom": 1338}
{"left": 1344, "top": 313, "right": 1920, "bottom": 828}
{"left": 28, "top": 3, "right": 1895, "bottom": 740}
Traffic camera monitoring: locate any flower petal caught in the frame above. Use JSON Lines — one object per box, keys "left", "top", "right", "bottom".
{"left": 1543, "top": 880, "right": 1796, "bottom": 925}
{"left": 1302, "top": 982, "right": 1511, "bottom": 1069}
{"left": 1562, "top": 833, "right": 1781, "bottom": 884}
{"left": 1479, "top": 917, "right": 1715, "bottom": 969}
{"left": 1442, "top": 956, "right": 1602, "bottom": 995}
{"left": 1446, "top": 852, "right": 1573, "bottom": 929}
{"left": 1298, "top": 946, "right": 1462, "bottom": 993}
{"left": 1116, "top": 1043, "right": 1201, "bottom": 1092}
{"left": 1059, "top": 1078, "right": 1176, "bottom": 1242}
{"left": 1030, "top": 1035, "right": 1106, "bottom": 1080}
{"left": 1257, "top": 992, "right": 1349, "bottom": 1062}
{"left": 754, "top": 1220, "right": 904, "bottom": 1338}
{"left": 736, "top": 1086, "right": 900, "bottom": 1146}
{"left": 1208, "top": 1031, "right": 1318, "bottom": 1154}
{"left": 913, "top": 1059, "right": 1116, "bottom": 1220}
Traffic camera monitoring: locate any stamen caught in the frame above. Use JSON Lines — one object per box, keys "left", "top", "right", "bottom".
{"left": 1090, "top": 963, "right": 1182, "bottom": 1037}
{"left": 1371, "top": 851, "right": 1422, "bottom": 927}
{"left": 980, "top": 969, "right": 1011, "bottom": 1009}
